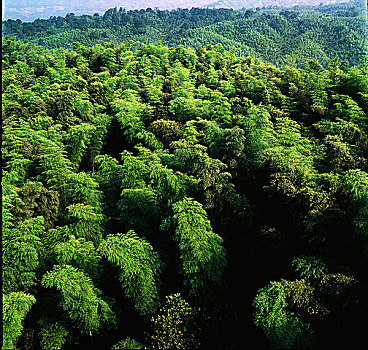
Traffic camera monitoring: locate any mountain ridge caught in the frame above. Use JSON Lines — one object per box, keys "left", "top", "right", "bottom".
{"left": 3, "top": 0, "right": 351, "bottom": 21}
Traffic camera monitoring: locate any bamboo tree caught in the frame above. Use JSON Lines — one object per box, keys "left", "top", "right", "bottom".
{"left": 99, "top": 231, "right": 164, "bottom": 315}
{"left": 3, "top": 292, "right": 36, "bottom": 350}
{"left": 171, "top": 197, "right": 227, "bottom": 301}
{"left": 41, "top": 265, "right": 116, "bottom": 334}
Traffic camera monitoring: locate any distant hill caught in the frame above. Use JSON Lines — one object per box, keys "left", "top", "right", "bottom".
{"left": 3, "top": 0, "right": 351, "bottom": 21}
{"left": 205, "top": 0, "right": 350, "bottom": 8}
{"left": 3, "top": 0, "right": 367, "bottom": 67}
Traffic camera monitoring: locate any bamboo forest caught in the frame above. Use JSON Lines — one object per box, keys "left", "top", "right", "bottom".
{"left": 2, "top": 0, "right": 368, "bottom": 349}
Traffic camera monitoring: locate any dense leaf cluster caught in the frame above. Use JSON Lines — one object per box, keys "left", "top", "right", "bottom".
{"left": 3, "top": 0, "right": 368, "bottom": 66}
{"left": 2, "top": 32, "right": 368, "bottom": 349}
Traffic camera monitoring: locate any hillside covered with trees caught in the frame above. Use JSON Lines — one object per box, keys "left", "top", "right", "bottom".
{"left": 3, "top": 0, "right": 368, "bottom": 66}
{"left": 2, "top": 29, "right": 368, "bottom": 349}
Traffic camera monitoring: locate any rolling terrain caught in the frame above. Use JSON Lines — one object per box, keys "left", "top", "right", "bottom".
{"left": 3, "top": 1, "right": 367, "bottom": 66}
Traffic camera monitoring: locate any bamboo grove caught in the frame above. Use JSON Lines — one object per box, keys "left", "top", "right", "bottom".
{"left": 2, "top": 28, "right": 368, "bottom": 349}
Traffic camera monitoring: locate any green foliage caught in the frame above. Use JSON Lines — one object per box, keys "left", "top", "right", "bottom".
{"left": 11, "top": 181, "right": 60, "bottom": 229}
{"left": 118, "top": 188, "right": 159, "bottom": 234}
{"left": 54, "top": 235, "right": 102, "bottom": 282}
{"left": 343, "top": 169, "right": 368, "bottom": 239}
{"left": 66, "top": 203, "right": 104, "bottom": 245}
{"left": 38, "top": 320, "right": 69, "bottom": 350}
{"left": 3, "top": 3, "right": 367, "bottom": 67}
{"left": 2, "top": 172, "right": 18, "bottom": 233}
{"left": 3, "top": 217, "right": 45, "bottom": 294}
{"left": 171, "top": 198, "right": 227, "bottom": 300}
{"left": 3, "top": 292, "right": 36, "bottom": 350}
{"left": 111, "top": 337, "right": 143, "bottom": 349}
{"left": 65, "top": 123, "right": 96, "bottom": 168}
{"left": 253, "top": 281, "right": 315, "bottom": 349}
{"left": 99, "top": 231, "right": 164, "bottom": 315}
{"left": 111, "top": 90, "right": 146, "bottom": 144}
{"left": 2, "top": 27, "right": 368, "bottom": 348}
{"left": 149, "top": 119, "right": 183, "bottom": 146}
{"left": 253, "top": 256, "right": 361, "bottom": 348}
{"left": 331, "top": 94, "right": 367, "bottom": 129}
{"left": 64, "top": 172, "right": 102, "bottom": 209}
{"left": 149, "top": 294, "right": 200, "bottom": 349}
{"left": 150, "top": 164, "right": 186, "bottom": 207}
{"left": 41, "top": 265, "right": 116, "bottom": 334}
{"left": 291, "top": 256, "right": 328, "bottom": 279}
{"left": 42, "top": 225, "right": 72, "bottom": 255}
